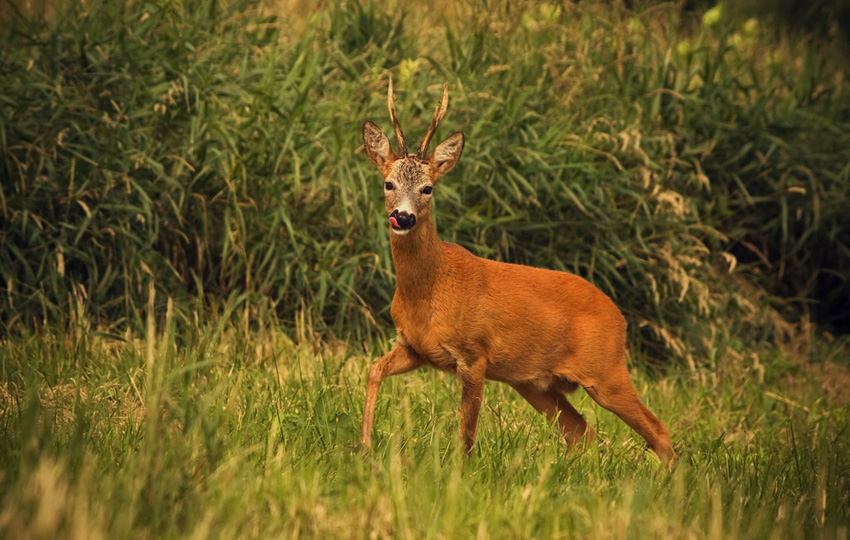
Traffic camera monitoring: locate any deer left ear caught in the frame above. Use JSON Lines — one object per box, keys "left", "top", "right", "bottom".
{"left": 430, "top": 132, "right": 465, "bottom": 176}
{"left": 363, "top": 121, "right": 396, "bottom": 169}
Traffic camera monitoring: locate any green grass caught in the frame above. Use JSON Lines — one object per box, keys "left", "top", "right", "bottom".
{"left": 3, "top": 1, "right": 850, "bottom": 538}
{"left": 1, "top": 315, "right": 848, "bottom": 539}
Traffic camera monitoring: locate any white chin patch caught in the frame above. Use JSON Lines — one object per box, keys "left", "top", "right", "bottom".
{"left": 391, "top": 228, "right": 410, "bottom": 236}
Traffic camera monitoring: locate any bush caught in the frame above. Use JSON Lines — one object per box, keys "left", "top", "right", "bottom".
{"left": 2, "top": 0, "right": 849, "bottom": 366}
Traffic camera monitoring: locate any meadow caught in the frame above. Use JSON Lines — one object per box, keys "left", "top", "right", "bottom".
{"left": 1, "top": 310, "right": 849, "bottom": 539}
{"left": 1, "top": 0, "right": 849, "bottom": 538}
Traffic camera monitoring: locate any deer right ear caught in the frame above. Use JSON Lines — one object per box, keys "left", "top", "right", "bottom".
{"left": 363, "top": 121, "right": 396, "bottom": 169}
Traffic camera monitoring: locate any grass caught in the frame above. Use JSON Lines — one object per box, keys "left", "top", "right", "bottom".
{"left": 3, "top": 0, "right": 850, "bottom": 538}
{"left": 0, "top": 311, "right": 848, "bottom": 539}
{"left": 2, "top": 0, "right": 849, "bottom": 363}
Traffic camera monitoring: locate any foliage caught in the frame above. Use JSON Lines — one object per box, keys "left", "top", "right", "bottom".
{"left": 2, "top": 0, "right": 849, "bottom": 366}
{"left": 731, "top": 0, "right": 850, "bottom": 54}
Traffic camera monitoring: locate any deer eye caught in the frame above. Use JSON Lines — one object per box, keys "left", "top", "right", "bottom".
{"left": 385, "top": 182, "right": 394, "bottom": 190}
{"left": 422, "top": 186, "right": 433, "bottom": 195}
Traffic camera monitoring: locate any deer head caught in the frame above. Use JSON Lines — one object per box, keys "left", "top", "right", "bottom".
{"left": 362, "top": 78, "right": 465, "bottom": 236}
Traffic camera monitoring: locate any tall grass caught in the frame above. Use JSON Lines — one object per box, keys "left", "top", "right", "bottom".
{"left": 2, "top": 0, "right": 849, "bottom": 365}
{"left": 0, "top": 319, "right": 848, "bottom": 539}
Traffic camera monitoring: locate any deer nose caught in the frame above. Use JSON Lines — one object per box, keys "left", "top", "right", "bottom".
{"left": 389, "top": 209, "right": 416, "bottom": 231}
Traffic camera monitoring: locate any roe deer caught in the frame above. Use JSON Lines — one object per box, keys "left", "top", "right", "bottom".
{"left": 359, "top": 79, "right": 674, "bottom": 462}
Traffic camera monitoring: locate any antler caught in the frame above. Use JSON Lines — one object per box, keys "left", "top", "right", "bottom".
{"left": 417, "top": 83, "right": 449, "bottom": 159}
{"left": 387, "top": 77, "right": 407, "bottom": 156}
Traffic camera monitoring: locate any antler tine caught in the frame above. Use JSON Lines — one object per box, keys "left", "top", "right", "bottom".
{"left": 387, "top": 77, "right": 407, "bottom": 156}
{"left": 417, "top": 83, "right": 449, "bottom": 159}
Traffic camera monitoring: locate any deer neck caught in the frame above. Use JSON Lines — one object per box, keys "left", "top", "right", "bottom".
{"left": 390, "top": 215, "right": 443, "bottom": 298}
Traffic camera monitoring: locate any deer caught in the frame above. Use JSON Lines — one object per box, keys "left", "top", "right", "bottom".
{"left": 359, "top": 78, "right": 674, "bottom": 462}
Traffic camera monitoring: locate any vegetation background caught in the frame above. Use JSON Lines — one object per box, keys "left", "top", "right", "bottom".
{"left": 1, "top": 0, "right": 849, "bottom": 538}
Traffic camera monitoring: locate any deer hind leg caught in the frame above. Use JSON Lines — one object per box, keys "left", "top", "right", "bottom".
{"left": 512, "top": 382, "right": 595, "bottom": 450}
{"left": 581, "top": 363, "right": 674, "bottom": 462}
{"left": 360, "top": 344, "right": 424, "bottom": 449}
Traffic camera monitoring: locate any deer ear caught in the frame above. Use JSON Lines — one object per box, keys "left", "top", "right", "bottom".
{"left": 430, "top": 132, "right": 464, "bottom": 176}
{"left": 363, "top": 121, "right": 395, "bottom": 168}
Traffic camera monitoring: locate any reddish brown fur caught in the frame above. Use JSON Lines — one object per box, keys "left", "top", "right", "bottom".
{"left": 359, "top": 82, "right": 674, "bottom": 462}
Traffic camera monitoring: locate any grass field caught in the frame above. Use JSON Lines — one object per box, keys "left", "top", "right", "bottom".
{"left": 1, "top": 307, "right": 848, "bottom": 539}
{"left": 2, "top": 0, "right": 850, "bottom": 538}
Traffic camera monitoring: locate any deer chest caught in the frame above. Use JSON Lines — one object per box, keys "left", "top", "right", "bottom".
{"left": 392, "top": 299, "right": 461, "bottom": 372}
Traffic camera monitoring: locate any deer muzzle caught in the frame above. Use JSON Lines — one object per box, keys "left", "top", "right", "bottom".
{"left": 389, "top": 210, "right": 416, "bottom": 233}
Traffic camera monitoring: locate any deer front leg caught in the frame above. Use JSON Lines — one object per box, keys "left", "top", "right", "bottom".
{"left": 360, "top": 344, "right": 424, "bottom": 449}
{"left": 457, "top": 357, "right": 488, "bottom": 455}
